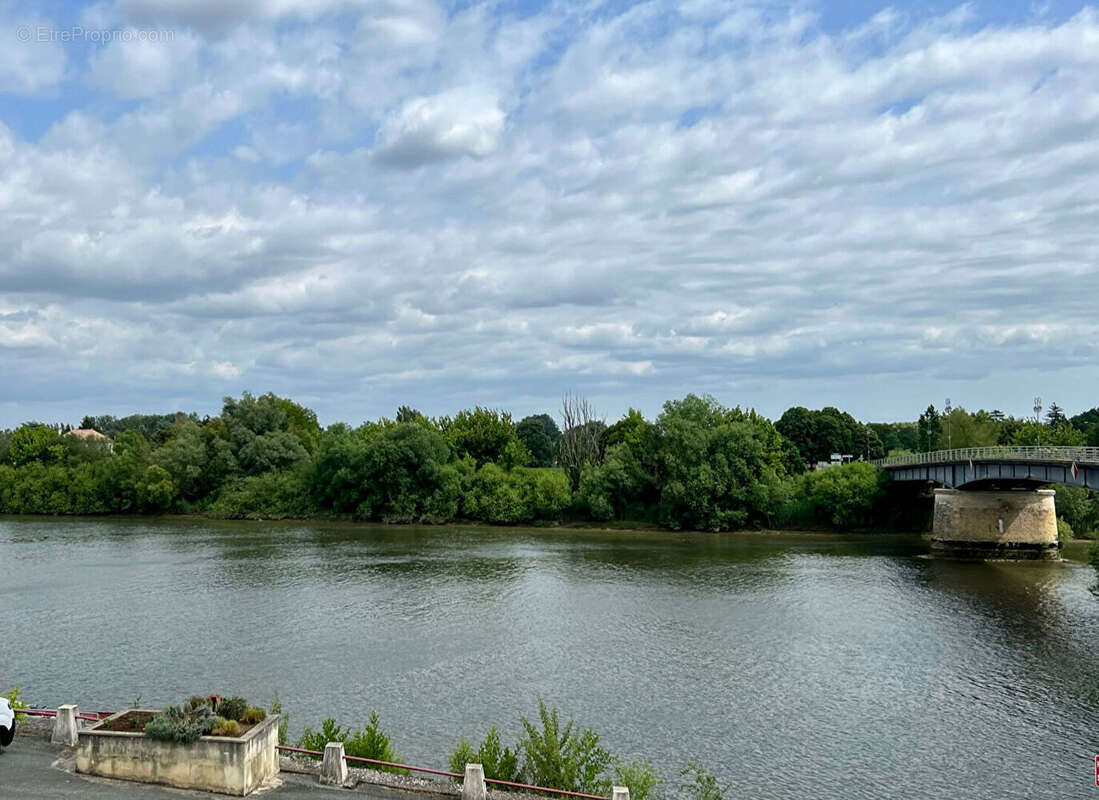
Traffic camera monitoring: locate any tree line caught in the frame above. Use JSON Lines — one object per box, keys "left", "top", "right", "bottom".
{"left": 0, "top": 392, "right": 1096, "bottom": 534}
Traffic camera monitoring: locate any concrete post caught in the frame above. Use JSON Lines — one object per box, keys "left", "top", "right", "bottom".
{"left": 51, "top": 704, "right": 80, "bottom": 746}
{"left": 613, "top": 787, "right": 631, "bottom": 800}
{"left": 320, "top": 741, "right": 349, "bottom": 786}
{"left": 462, "top": 763, "right": 487, "bottom": 800}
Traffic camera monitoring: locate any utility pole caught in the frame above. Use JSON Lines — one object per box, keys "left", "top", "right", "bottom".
{"left": 944, "top": 398, "right": 952, "bottom": 450}
{"left": 1034, "top": 396, "right": 1043, "bottom": 447}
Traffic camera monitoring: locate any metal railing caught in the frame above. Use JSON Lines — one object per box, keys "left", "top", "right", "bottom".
{"left": 276, "top": 745, "right": 612, "bottom": 799}
{"left": 874, "top": 446, "right": 1099, "bottom": 468}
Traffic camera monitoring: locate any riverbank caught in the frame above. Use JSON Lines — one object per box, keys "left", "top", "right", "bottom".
{"left": 0, "top": 510, "right": 912, "bottom": 539}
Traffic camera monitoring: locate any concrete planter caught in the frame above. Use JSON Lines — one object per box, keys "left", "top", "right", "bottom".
{"left": 76, "top": 710, "right": 279, "bottom": 796}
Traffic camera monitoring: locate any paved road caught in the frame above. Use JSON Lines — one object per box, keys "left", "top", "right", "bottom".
{"left": 0, "top": 733, "right": 393, "bottom": 799}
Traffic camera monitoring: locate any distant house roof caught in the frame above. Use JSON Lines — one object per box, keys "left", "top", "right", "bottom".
{"left": 66, "top": 428, "right": 110, "bottom": 441}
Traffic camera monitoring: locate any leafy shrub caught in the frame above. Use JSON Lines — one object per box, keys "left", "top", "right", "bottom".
{"left": 679, "top": 762, "right": 725, "bottom": 800}
{"left": 1057, "top": 518, "right": 1074, "bottom": 542}
{"left": 518, "top": 698, "right": 612, "bottom": 794}
{"left": 449, "top": 727, "right": 521, "bottom": 783}
{"left": 614, "top": 760, "right": 664, "bottom": 800}
{"left": 345, "top": 712, "right": 403, "bottom": 770}
{"left": 270, "top": 693, "right": 288, "bottom": 745}
{"left": 210, "top": 468, "right": 314, "bottom": 519}
{"left": 296, "top": 713, "right": 405, "bottom": 773}
{"left": 145, "top": 704, "right": 216, "bottom": 743}
{"left": 242, "top": 706, "right": 267, "bottom": 724}
{"left": 4, "top": 686, "right": 28, "bottom": 722}
{"left": 184, "top": 695, "right": 212, "bottom": 712}
{"left": 218, "top": 696, "right": 248, "bottom": 722}
{"left": 297, "top": 717, "right": 345, "bottom": 756}
{"left": 211, "top": 717, "right": 241, "bottom": 737}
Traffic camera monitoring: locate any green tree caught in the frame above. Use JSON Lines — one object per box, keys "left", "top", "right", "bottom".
{"left": 518, "top": 699, "right": 612, "bottom": 794}
{"left": 9, "top": 424, "right": 63, "bottom": 466}
{"left": 516, "top": 414, "right": 561, "bottom": 468}
{"left": 917, "top": 405, "right": 941, "bottom": 452}
{"left": 1012, "top": 422, "right": 1086, "bottom": 446}
{"left": 655, "top": 395, "right": 789, "bottom": 531}
{"left": 442, "top": 408, "right": 528, "bottom": 468}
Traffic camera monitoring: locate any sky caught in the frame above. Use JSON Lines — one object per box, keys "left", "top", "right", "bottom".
{"left": 1, "top": 0, "right": 1098, "bottom": 429}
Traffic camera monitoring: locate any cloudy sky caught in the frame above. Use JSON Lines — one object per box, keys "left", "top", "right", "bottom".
{"left": 1, "top": 0, "right": 1097, "bottom": 428}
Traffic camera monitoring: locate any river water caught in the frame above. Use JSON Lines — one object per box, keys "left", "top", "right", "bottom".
{"left": 3, "top": 518, "right": 1099, "bottom": 799}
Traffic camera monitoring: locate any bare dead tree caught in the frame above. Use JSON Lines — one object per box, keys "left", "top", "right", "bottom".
{"left": 559, "top": 392, "right": 605, "bottom": 488}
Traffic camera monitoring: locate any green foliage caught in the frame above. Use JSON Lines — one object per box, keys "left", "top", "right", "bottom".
{"left": 1088, "top": 540, "right": 1099, "bottom": 569}
{"left": 211, "top": 468, "right": 314, "bottom": 519}
{"left": 786, "top": 462, "right": 887, "bottom": 529}
{"left": 145, "top": 704, "right": 216, "bottom": 743}
{"left": 242, "top": 706, "right": 267, "bottom": 724}
{"left": 218, "top": 697, "right": 249, "bottom": 722}
{"left": 81, "top": 413, "right": 192, "bottom": 444}
{"left": 270, "top": 693, "right": 288, "bottom": 746}
{"left": 1011, "top": 421, "right": 1086, "bottom": 446}
{"left": 297, "top": 713, "right": 404, "bottom": 773}
{"left": 449, "top": 727, "right": 521, "bottom": 782}
{"left": 614, "top": 760, "right": 664, "bottom": 800}
{"left": 184, "top": 695, "right": 212, "bottom": 712}
{"left": 679, "top": 763, "right": 725, "bottom": 800}
{"left": 516, "top": 415, "right": 561, "bottom": 468}
{"left": 1054, "top": 485, "right": 1099, "bottom": 537}
{"left": 5, "top": 686, "right": 28, "bottom": 722}
{"left": 296, "top": 717, "right": 346, "bottom": 755}
{"left": 655, "top": 395, "right": 790, "bottom": 531}
{"left": 465, "top": 465, "right": 572, "bottom": 524}
{"left": 1057, "top": 517, "right": 1074, "bottom": 542}
{"left": 442, "top": 408, "right": 528, "bottom": 468}
{"left": 211, "top": 717, "right": 241, "bottom": 737}
{"left": 9, "top": 424, "right": 64, "bottom": 466}
{"left": 345, "top": 712, "right": 403, "bottom": 770}
{"left": 776, "top": 406, "right": 877, "bottom": 466}
{"left": 518, "top": 698, "right": 612, "bottom": 795}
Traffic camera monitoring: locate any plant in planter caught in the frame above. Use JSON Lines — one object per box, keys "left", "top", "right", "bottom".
{"left": 77, "top": 692, "right": 280, "bottom": 796}
{"left": 145, "top": 704, "right": 216, "bottom": 743}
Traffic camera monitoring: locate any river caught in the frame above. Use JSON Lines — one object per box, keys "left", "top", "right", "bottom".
{"left": 4, "top": 518, "right": 1099, "bottom": 799}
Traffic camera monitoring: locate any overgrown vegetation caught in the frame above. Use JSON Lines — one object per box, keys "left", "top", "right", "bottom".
{"left": 4, "top": 391, "right": 1098, "bottom": 533}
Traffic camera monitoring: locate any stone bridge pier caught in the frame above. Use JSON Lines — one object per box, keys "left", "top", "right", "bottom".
{"left": 932, "top": 488, "right": 1060, "bottom": 560}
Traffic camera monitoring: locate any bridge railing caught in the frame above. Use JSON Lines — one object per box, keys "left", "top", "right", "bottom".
{"left": 873, "top": 446, "right": 1099, "bottom": 468}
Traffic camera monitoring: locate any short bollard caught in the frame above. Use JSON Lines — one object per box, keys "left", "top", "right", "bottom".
{"left": 51, "top": 704, "right": 80, "bottom": 746}
{"left": 462, "top": 763, "right": 487, "bottom": 800}
{"left": 612, "top": 786, "right": 631, "bottom": 800}
{"left": 320, "top": 742, "right": 349, "bottom": 786}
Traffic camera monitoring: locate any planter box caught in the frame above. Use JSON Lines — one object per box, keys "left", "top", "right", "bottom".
{"left": 76, "top": 710, "right": 279, "bottom": 796}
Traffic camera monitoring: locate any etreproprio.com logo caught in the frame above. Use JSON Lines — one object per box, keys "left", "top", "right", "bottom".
{"left": 17, "top": 25, "right": 176, "bottom": 44}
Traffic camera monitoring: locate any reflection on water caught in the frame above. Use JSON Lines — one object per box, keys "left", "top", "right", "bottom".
{"left": 4, "top": 518, "right": 1099, "bottom": 800}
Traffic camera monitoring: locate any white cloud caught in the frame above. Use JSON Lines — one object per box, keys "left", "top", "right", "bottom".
{"left": 3, "top": 3, "right": 1099, "bottom": 425}
{"left": 0, "top": 12, "right": 66, "bottom": 93}
{"left": 375, "top": 87, "right": 507, "bottom": 168}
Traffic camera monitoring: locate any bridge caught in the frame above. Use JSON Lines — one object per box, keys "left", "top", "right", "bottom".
{"left": 873, "top": 447, "right": 1099, "bottom": 560}
{"left": 874, "top": 446, "right": 1099, "bottom": 489}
